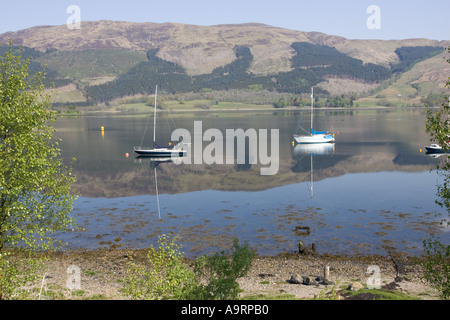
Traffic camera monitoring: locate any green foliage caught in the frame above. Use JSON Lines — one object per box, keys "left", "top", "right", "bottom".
{"left": 0, "top": 250, "right": 45, "bottom": 300}
{"left": 273, "top": 98, "right": 288, "bottom": 108}
{"left": 248, "top": 84, "right": 263, "bottom": 91}
{"left": 422, "top": 238, "right": 450, "bottom": 300}
{"left": 314, "top": 281, "right": 340, "bottom": 300}
{"left": 0, "top": 40, "right": 77, "bottom": 250}
{"left": 422, "top": 93, "right": 449, "bottom": 108}
{"left": 325, "top": 94, "right": 357, "bottom": 108}
{"left": 423, "top": 46, "right": 450, "bottom": 300}
{"left": 0, "top": 44, "right": 70, "bottom": 88}
{"left": 123, "top": 235, "right": 255, "bottom": 300}
{"left": 425, "top": 47, "right": 450, "bottom": 206}
{"left": 344, "top": 288, "right": 420, "bottom": 300}
{"left": 0, "top": 41, "right": 77, "bottom": 299}
{"left": 123, "top": 234, "right": 197, "bottom": 300}
{"left": 193, "top": 238, "right": 255, "bottom": 300}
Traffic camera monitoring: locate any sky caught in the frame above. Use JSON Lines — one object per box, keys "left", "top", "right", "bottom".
{"left": 0, "top": 0, "right": 448, "bottom": 41}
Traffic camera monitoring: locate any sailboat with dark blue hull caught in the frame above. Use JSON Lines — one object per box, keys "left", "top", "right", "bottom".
{"left": 134, "top": 85, "right": 186, "bottom": 157}
{"left": 134, "top": 143, "right": 186, "bottom": 157}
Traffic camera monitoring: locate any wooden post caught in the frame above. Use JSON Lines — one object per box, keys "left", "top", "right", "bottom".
{"left": 298, "top": 241, "right": 304, "bottom": 254}
{"left": 324, "top": 265, "right": 330, "bottom": 281}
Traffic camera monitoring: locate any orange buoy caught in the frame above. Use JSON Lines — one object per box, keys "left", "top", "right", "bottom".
{"left": 125, "top": 153, "right": 129, "bottom": 158}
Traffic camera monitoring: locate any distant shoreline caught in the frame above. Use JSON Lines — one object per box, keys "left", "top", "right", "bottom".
{"left": 58, "top": 104, "right": 401, "bottom": 117}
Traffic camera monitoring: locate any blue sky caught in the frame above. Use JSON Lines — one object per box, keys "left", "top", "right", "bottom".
{"left": 0, "top": 0, "right": 448, "bottom": 40}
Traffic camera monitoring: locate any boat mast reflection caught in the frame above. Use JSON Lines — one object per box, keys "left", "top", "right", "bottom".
{"left": 134, "top": 156, "right": 182, "bottom": 219}
{"left": 293, "top": 143, "right": 335, "bottom": 198}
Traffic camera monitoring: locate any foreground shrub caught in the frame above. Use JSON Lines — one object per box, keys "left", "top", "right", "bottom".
{"left": 422, "top": 237, "right": 450, "bottom": 300}
{"left": 0, "top": 250, "right": 45, "bottom": 300}
{"left": 123, "top": 235, "right": 255, "bottom": 300}
{"left": 193, "top": 238, "right": 255, "bottom": 300}
{"left": 123, "top": 234, "right": 197, "bottom": 300}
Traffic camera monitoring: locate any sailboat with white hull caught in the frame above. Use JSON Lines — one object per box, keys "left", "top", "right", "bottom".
{"left": 134, "top": 85, "right": 186, "bottom": 157}
{"left": 294, "top": 87, "right": 335, "bottom": 144}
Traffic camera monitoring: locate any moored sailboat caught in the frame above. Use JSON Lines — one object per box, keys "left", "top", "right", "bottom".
{"left": 134, "top": 85, "right": 186, "bottom": 157}
{"left": 293, "top": 87, "right": 335, "bottom": 144}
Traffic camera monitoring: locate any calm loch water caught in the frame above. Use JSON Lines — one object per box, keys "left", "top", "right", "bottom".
{"left": 53, "top": 108, "right": 449, "bottom": 257}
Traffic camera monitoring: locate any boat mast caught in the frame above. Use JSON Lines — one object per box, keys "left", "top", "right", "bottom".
{"left": 138, "top": 85, "right": 158, "bottom": 148}
{"left": 311, "top": 87, "right": 314, "bottom": 136}
{"left": 153, "top": 85, "right": 158, "bottom": 145}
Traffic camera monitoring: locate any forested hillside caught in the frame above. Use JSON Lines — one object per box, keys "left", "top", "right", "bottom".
{"left": 390, "top": 46, "right": 445, "bottom": 73}
{"left": 0, "top": 45, "right": 70, "bottom": 88}
{"left": 83, "top": 42, "right": 443, "bottom": 103}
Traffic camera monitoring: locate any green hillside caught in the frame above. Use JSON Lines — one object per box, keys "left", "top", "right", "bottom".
{"left": 83, "top": 42, "right": 410, "bottom": 103}
{"left": 1, "top": 41, "right": 446, "bottom": 109}
{"left": 36, "top": 49, "right": 148, "bottom": 81}
{"left": 356, "top": 47, "right": 448, "bottom": 107}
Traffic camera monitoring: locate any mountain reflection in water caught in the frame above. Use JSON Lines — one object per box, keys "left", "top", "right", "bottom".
{"left": 52, "top": 109, "right": 449, "bottom": 256}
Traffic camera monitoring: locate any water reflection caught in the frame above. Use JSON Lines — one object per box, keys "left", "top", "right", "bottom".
{"left": 293, "top": 143, "right": 335, "bottom": 157}
{"left": 134, "top": 156, "right": 175, "bottom": 219}
{"left": 52, "top": 109, "right": 450, "bottom": 256}
{"left": 54, "top": 109, "right": 439, "bottom": 197}
{"left": 135, "top": 156, "right": 176, "bottom": 169}
{"left": 292, "top": 143, "right": 335, "bottom": 198}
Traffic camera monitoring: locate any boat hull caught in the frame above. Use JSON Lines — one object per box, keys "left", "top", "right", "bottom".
{"left": 425, "top": 143, "right": 448, "bottom": 154}
{"left": 294, "top": 134, "right": 335, "bottom": 144}
{"left": 134, "top": 148, "right": 186, "bottom": 157}
{"left": 425, "top": 147, "right": 445, "bottom": 154}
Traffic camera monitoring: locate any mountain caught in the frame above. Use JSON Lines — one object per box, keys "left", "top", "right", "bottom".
{"left": 1, "top": 21, "right": 449, "bottom": 107}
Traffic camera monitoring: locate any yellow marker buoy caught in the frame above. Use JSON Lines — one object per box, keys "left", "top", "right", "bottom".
{"left": 101, "top": 126, "right": 104, "bottom": 131}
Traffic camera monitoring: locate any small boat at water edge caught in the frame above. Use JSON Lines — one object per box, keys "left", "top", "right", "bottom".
{"left": 425, "top": 143, "right": 448, "bottom": 154}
